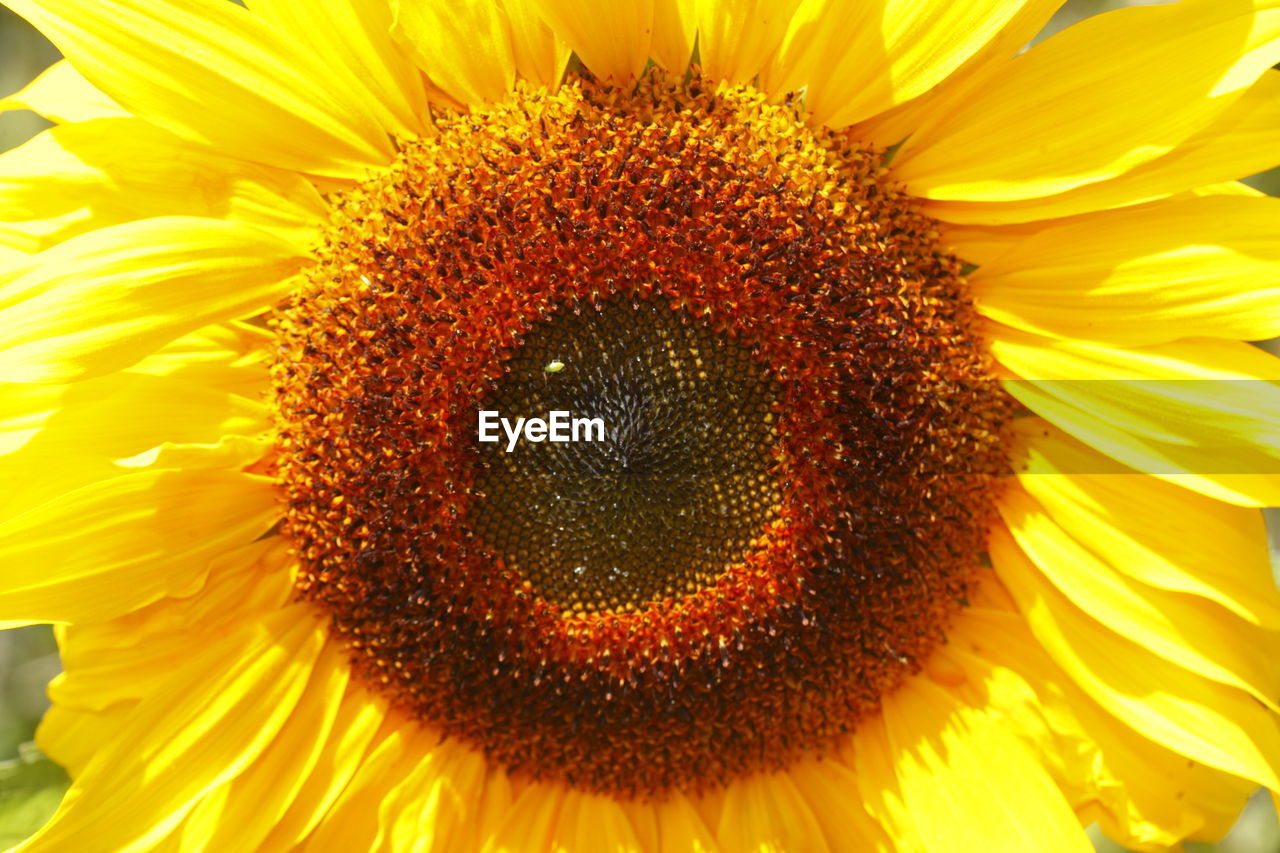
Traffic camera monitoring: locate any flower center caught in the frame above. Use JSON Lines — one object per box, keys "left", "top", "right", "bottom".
{"left": 473, "top": 298, "right": 781, "bottom": 612}
{"left": 271, "top": 72, "right": 1012, "bottom": 795}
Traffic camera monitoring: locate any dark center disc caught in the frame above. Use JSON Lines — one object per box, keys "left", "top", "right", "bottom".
{"left": 472, "top": 299, "right": 780, "bottom": 612}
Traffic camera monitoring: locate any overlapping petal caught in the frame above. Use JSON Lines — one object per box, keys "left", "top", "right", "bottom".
{"left": 46, "top": 539, "right": 294, "bottom": 712}
{"left": 717, "top": 771, "right": 834, "bottom": 853}
{"left": 0, "top": 356, "right": 269, "bottom": 521}
{"left": 848, "top": 0, "right": 1067, "bottom": 149}
{"left": 0, "top": 468, "right": 276, "bottom": 625}
{"left": 502, "top": 0, "right": 573, "bottom": 88}
{"left": 991, "top": 526, "right": 1280, "bottom": 793}
{"left": 999, "top": 486, "right": 1280, "bottom": 710}
{"left": 249, "top": 0, "right": 428, "bottom": 137}
{"left": 179, "top": 638, "right": 353, "bottom": 853}
{"left": 879, "top": 676, "right": 1089, "bottom": 853}
{"left": 0, "top": 118, "right": 325, "bottom": 253}
{"left": 696, "top": 0, "right": 801, "bottom": 87}
{"left": 763, "top": 0, "right": 1032, "bottom": 129}
{"left": 4, "top": 0, "right": 398, "bottom": 176}
{"left": 528, "top": 0, "right": 654, "bottom": 82}
{"left": 1013, "top": 420, "right": 1280, "bottom": 627}
{"left": 0, "top": 216, "right": 305, "bottom": 383}
{"left": 989, "top": 326, "right": 1280, "bottom": 506}
{"left": 783, "top": 759, "right": 893, "bottom": 853}
{"left": 949, "top": 604, "right": 1258, "bottom": 848}
{"left": 971, "top": 195, "right": 1280, "bottom": 345}
{"left": 0, "top": 59, "right": 126, "bottom": 124}
{"left": 258, "top": 693, "right": 390, "bottom": 850}
{"left": 895, "top": 0, "right": 1280, "bottom": 201}
{"left": 17, "top": 607, "right": 326, "bottom": 853}
{"left": 383, "top": 738, "right": 514, "bottom": 852}
{"left": 923, "top": 69, "right": 1280, "bottom": 223}
{"left": 651, "top": 0, "right": 696, "bottom": 72}
{"left": 390, "top": 0, "right": 516, "bottom": 107}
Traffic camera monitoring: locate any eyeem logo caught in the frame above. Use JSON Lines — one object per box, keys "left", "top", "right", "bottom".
{"left": 478, "top": 410, "right": 605, "bottom": 453}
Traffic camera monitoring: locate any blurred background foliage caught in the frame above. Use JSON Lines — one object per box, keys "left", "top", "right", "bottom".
{"left": 1, "top": 0, "right": 1278, "bottom": 850}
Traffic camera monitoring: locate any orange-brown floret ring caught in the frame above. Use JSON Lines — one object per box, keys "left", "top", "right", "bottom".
{"left": 271, "top": 72, "right": 1012, "bottom": 794}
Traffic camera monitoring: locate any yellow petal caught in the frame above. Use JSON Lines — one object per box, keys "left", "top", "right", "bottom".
{"left": 0, "top": 244, "right": 27, "bottom": 267}
{"left": 447, "top": 745, "right": 517, "bottom": 853}
{"left": 549, "top": 790, "right": 647, "bottom": 853}
{"left": 1193, "top": 179, "right": 1268, "bottom": 198}
{"left": 881, "top": 676, "right": 1091, "bottom": 853}
{"left": 0, "top": 216, "right": 305, "bottom": 383}
{"left": 294, "top": 718, "right": 429, "bottom": 852}
{"left": 620, "top": 795, "right": 718, "bottom": 853}
{"left": 999, "top": 485, "right": 1280, "bottom": 711}
{"left": 940, "top": 219, "right": 1040, "bottom": 267}
{"left": 5, "top": 0, "right": 395, "bottom": 177}
{"left": 385, "top": 737, "right": 507, "bottom": 852}
{"left": 502, "top": 0, "right": 572, "bottom": 88}
{"left": 179, "top": 637, "right": 352, "bottom": 852}
{"left": 1083, "top": 709, "right": 1257, "bottom": 846}
{"left": 0, "top": 468, "right": 277, "bottom": 625}
{"left": 114, "top": 434, "right": 270, "bottom": 473}
{"left": 93, "top": 535, "right": 291, "bottom": 642}
{"left": 848, "top": 0, "right": 1064, "bottom": 149}
{"left": 847, "top": 714, "right": 924, "bottom": 852}
{"left": 990, "top": 525, "right": 1280, "bottom": 792}
{"left": 0, "top": 59, "right": 126, "bottom": 124}
{"left": 49, "top": 539, "right": 294, "bottom": 711}
{"left": 895, "top": 0, "right": 1280, "bottom": 201}
{"left": 485, "top": 780, "right": 566, "bottom": 853}
{"left": 990, "top": 326, "right": 1280, "bottom": 506}
{"left": 0, "top": 365, "right": 268, "bottom": 522}
{"left": 247, "top": 0, "right": 428, "bottom": 137}
{"left": 717, "top": 770, "right": 832, "bottom": 853}
{"left": 124, "top": 321, "right": 272, "bottom": 395}
{"left": 933, "top": 617, "right": 1101, "bottom": 813}
{"left": 17, "top": 606, "right": 325, "bottom": 853}
{"left": 952, "top": 603, "right": 1259, "bottom": 848}
{"left": 972, "top": 195, "right": 1280, "bottom": 345}
{"left": 390, "top": 0, "right": 516, "bottom": 106}
{"left": 784, "top": 758, "right": 893, "bottom": 853}
{"left": 0, "top": 118, "right": 325, "bottom": 254}
{"left": 923, "top": 69, "right": 1280, "bottom": 223}
{"left": 258, "top": 689, "right": 388, "bottom": 849}
{"left": 651, "top": 0, "right": 696, "bottom": 72}
{"left": 36, "top": 701, "right": 136, "bottom": 779}
{"left": 697, "top": 0, "right": 802, "bottom": 88}
{"left": 528, "top": 0, "right": 655, "bottom": 83}
{"left": 0, "top": 321, "right": 269, "bottom": 475}
{"left": 766, "top": 0, "right": 1031, "bottom": 129}
{"left": 1015, "top": 419, "right": 1280, "bottom": 628}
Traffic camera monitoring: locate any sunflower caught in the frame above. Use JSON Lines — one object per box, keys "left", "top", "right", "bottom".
{"left": 2, "top": 0, "right": 1280, "bottom": 849}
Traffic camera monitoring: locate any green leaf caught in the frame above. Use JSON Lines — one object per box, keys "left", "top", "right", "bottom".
{"left": 0, "top": 742, "right": 68, "bottom": 846}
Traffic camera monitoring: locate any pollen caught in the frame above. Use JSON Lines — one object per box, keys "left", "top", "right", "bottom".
{"left": 270, "top": 71, "right": 1013, "bottom": 795}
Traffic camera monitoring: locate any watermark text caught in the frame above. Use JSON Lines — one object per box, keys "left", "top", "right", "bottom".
{"left": 479, "top": 410, "right": 605, "bottom": 452}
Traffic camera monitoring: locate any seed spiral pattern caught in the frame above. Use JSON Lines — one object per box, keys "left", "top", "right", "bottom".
{"left": 473, "top": 298, "right": 782, "bottom": 612}
{"left": 271, "top": 72, "right": 1012, "bottom": 794}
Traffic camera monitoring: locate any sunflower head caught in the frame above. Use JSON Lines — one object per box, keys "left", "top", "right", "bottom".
{"left": 268, "top": 71, "right": 1014, "bottom": 793}
{"left": 3, "top": 0, "right": 1280, "bottom": 849}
